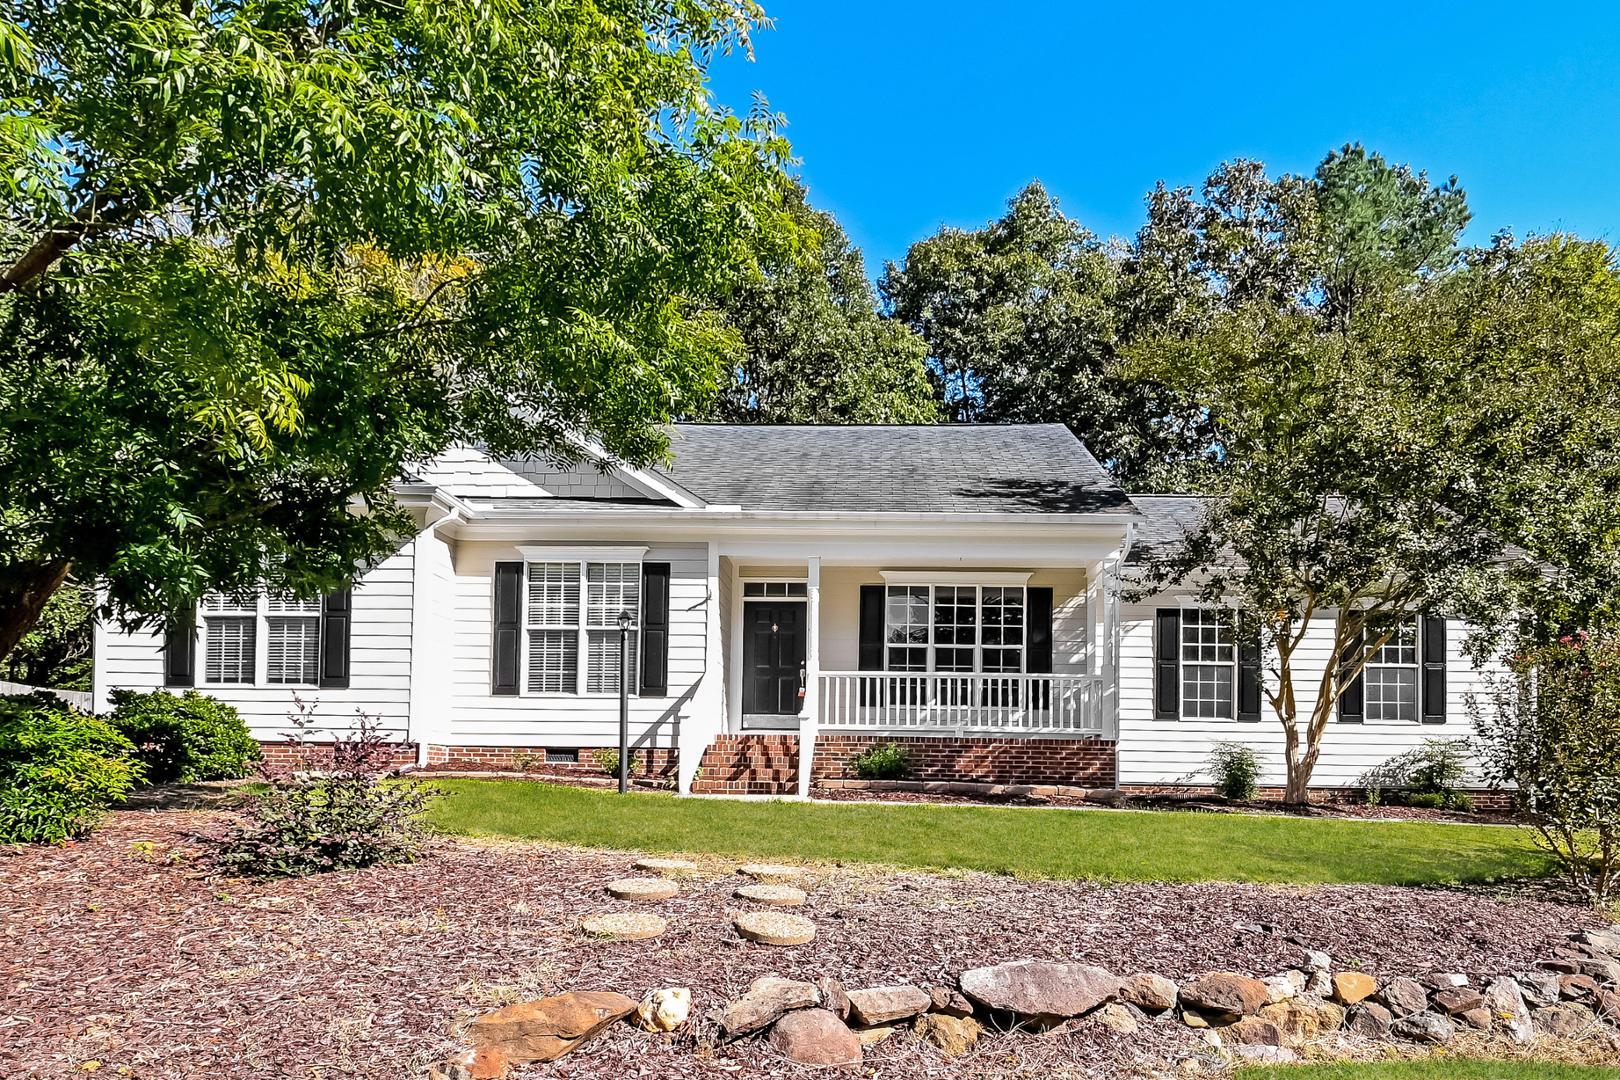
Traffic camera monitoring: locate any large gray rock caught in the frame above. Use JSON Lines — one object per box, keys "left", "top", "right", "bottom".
{"left": 1484, "top": 976, "right": 1534, "bottom": 1044}
{"left": 1375, "top": 976, "right": 1429, "bottom": 1018}
{"left": 1535, "top": 1002, "right": 1596, "bottom": 1039}
{"left": 958, "top": 960, "right": 1120, "bottom": 1024}
{"left": 767, "top": 1009, "right": 861, "bottom": 1067}
{"left": 1581, "top": 928, "right": 1620, "bottom": 957}
{"left": 1300, "top": 949, "right": 1332, "bottom": 973}
{"left": 717, "top": 976, "right": 821, "bottom": 1038}
{"left": 1392, "top": 1012, "right": 1455, "bottom": 1045}
{"left": 1346, "top": 1001, "right": 1392, "bottom": 1039}
{"left": 1580, "top": 958, "right": 1620, "bottom": 985}
{"left": 846, "top": 985, "right": 931, "bottom": 1026}
{"left": 1179, "top": 972, "right": 1271, "bottom": 1020}
{"left": 1515, "top": 971, "right": 1563, "bottom": 1009}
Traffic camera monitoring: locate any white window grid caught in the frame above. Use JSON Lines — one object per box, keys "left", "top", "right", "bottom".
{"left": 882, "top": 584, "right": 1027, "bottom": 674}
{"left": 1364, "top": 620, "right": 1420, "bottom": 722}
{"left": 742, "top": 580, "right": 808, "bottom": 598}
{"left": 522, "top": 560, "right": 640, "bottom": 695}
{"left": 200, "top": 593, "right": 325, "bottom": 687}
{"left": 1180, "top": 608, "right": 1235, "bottom": 719}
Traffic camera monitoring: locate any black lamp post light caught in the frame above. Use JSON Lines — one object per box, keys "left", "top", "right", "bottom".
{"left": 617, "top": 608, "right": 634, "bottom": 795}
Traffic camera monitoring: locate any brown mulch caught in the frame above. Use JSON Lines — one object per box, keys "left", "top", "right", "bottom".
{"left": 0, "top": 809, "right": 1607, "bottom": 1079}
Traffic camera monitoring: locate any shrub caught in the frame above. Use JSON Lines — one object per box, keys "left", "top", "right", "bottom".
{"left": 108, "top": 689, "right": 260, "bottom": 783}
{"left": 0, "top": 693, "right": 143, "bottom": 843}
{"left": 1207, "top": 742, "right": 1260, "bottom": 801}
{"left": 1475, "top": 633, "right": 1620, "bottom": 904}
{"left": 851, "top": 741, "right": 911, "bottom": 781}
{"left": 1358, "top": 738, "right": 1472, "bottom": 810}
{"left": 216, "top": 704, "right": 437, "bottom": 878}
{"left": 592, "top": 748, "right": 642, "bottom": 777}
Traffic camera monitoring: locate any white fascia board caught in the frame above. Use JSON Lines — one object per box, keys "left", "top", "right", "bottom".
{"left": 881, "top": 569, "right": 1032, "bottom": 585}
{"left": 515, "top": 543, "right": 649, "bottom": 563}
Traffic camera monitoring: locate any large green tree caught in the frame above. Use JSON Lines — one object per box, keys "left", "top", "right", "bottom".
{"left": 0, "top": 0, "right": 801, "bottom": 657}
{"left": 706, "top": 188, "right": 935, "bottom": 423}
{"left": 1128, "top": 148, "right": 1620, "bottom": 803}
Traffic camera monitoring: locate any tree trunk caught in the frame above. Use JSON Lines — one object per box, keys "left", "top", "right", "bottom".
{"left": 0, "top": 560, "right": 73, "bottom": 665}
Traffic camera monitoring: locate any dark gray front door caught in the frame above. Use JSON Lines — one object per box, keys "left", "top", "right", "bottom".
{"left": 743, "top": 601, "right": 806, "bottom": 715}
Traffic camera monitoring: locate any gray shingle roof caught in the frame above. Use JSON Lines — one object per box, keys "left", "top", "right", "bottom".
{"left": 656, "top": 424, "right": 1132, "bottom": 514}
{"left": 1126, "top": 495, "right": 1213, "bottom": 562}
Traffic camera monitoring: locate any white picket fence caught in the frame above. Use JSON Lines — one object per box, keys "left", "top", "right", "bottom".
{"left": 0, "top": 680, "right": 93, "bottom": 711}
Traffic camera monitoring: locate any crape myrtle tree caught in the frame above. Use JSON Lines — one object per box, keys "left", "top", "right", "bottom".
{"left": 707, "top": 186, "right": 937, "bottom": 423}
{"left": 1126, "top": 147, "right": 1620, "bottom": 804}
{"left": 0, "top": 0, "right": 804, "bottom": 659}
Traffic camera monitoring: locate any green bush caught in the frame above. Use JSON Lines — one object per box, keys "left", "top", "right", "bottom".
{"left": 1207, "top": 741, "right": 1261, "bottom": 801}
{"left": 591, "top": 748, "right": 642, "bottom": 777}
{"left": 1359, "top": 738, "right": 1473, "bottom": 810}
{"left": 851, "top": 741, "right": 911, "bottom": 781}
{"left": 108, "top": 689, "right": 260, "bottom": 783}
{"left": 0, "top": 693, "right": 143, "bottom": 843}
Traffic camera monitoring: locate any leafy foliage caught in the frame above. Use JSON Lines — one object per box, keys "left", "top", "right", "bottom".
{"left": 591, "top": 748, "right": 642, "bottom": 778}
{"left": 0, "top": 579, "right": 91, "bottom": 689}
{"left": 0, "top": 692, "right": 142, "bottom": 843}
{"left": 0, "top": 0, "right": 802, "bottom": 659}
{"left": 850, "top": 741, "right": 911, "bottom": 781}
{"left": 217, "top": 703, "right": 436, "bottom": 878}
{"left": 706, "top": 187, "right": 936, "bottom": 423}
{"left": 108, "top": 689, "right": 259, "bottom": 784}
{"left": 1206, "top": 741, "right": 1260, "bottom": 801}
{"left": 1358, "top": 739, "right": 1472, "bottom": 810}
{"left": 1475, "top": 634, "right": 1620, "bottom": 904}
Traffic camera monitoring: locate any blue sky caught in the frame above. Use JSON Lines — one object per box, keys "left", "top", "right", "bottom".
{"left": 708, "top": 2, "right": 1620, "bottom": 273}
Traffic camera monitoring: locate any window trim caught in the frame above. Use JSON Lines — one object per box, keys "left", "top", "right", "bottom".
{"left": 880, "top": 582, "right": 1028, "bottom": 676}
{"left": 519, "top": 557, "right": 644, "bottom": 698}
{"left": 198, "top": 594, "right": 324, "bottom": 688}
{"left": 1178, "top": 606, "right": 1237, "bottom": 720}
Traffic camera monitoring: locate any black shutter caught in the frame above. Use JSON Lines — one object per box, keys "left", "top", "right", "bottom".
{"left": 492, "top": 562, "right": 522, "bottom": 696}
{"left": 858, "top": 584, "right": 885, "bottom": 671}
{"left": 1026, "top": 587, "right": 1054, "bottom": 673}
{"left": 164, "top": 610, "right": 196, "bottom": 687}
{"left": 1421, "top": 614, "right": 1447, "bottom": 724}
{"left": 1237, "top": 621, "right": 1262, "bottom": 722}
{"left": 1154, "top": 608, "right": 1180, "bottom": 720}
{"left": 639, "top": 562, "right": 670, "bottom": 696}
{"left": 1337, "top": 624, "right": 1365, "bottom": 723}
{"left": 318, "top": 590, "right": 352, "bottom": 689}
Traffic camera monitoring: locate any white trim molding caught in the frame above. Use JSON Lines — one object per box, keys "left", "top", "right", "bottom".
{"left": 880, "top": 569, "right": 1033, "bottom": 586}
{"left": 515, "top": 544, "right": 648, "bottom": 564}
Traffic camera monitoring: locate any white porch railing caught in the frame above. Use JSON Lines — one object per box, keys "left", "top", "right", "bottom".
{"left": 817, "top": 671, "right": 1106, "bottom": 735}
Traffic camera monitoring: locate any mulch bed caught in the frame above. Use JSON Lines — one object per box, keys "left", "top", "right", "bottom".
{"left": 0, "top": 808, "right": 1604, "bottom": 1079}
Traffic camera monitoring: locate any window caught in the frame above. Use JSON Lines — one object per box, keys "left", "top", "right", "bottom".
{"left": 266, "top": 596, "right": 322, "bottom": 684}
{"left": 1364, "top": 620, "right": 1419, "bottom": 722}
{"left": 202, "top": 595, "right": 257, "bottom": 684}
{"left": 523, "top": 561, "right": 639, "bottom": 695}
{"left": 743, "top": 581, "right": 807, "bottom": 598}
{"left": 883, "top": 585, "right": 1025, "bottom": 673}
{"left": 201, "top": 593, "right": 330, "bottom": 686}
{"left": 1180, "top": 608, "right": 1235, "bottom": 718}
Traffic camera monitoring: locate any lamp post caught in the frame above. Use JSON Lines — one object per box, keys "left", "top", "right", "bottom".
{"left": 617, "top": 608, "right": 634, "bottom": 794}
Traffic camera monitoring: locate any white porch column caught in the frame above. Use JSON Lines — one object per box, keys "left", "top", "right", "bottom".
{"left": 678, "top": 541, "right": 725, "bottom": 795}
{"left": 797, "top": 557, "right": 821, "bottom": 798}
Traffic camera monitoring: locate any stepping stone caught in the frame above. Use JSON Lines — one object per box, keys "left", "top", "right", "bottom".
{"left": 734, "top": 910, "right": 816, "bottom": 946}
{"left": 738, "top": 863, "right": 805, "bottom": 884}
{"left": 605, "top": 877, "right": 678, "bottom": 901}
{"left": 581, "top": 912, "right": 666, "bottom": 941}
{"left": 735, "top": 883, "right": 807, "bottom": 907}
{"left": 633, "top": 857, "right": 698, "bottom": 875}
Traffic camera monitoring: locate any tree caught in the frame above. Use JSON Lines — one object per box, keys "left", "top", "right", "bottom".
{"left": 0, "top": 580, "right": 91, "bottom": 690}
{"left": 1126, "top": 149, "right": 1620, "bottom": 804}
{"left": 882, "top": 181, "right": 1213, "bottom": 485}
{"left": 0, "top": 0, "right": 801, "bottom": 658}
{"left": 706, "top": 190, "right": 936, "bottom": 423}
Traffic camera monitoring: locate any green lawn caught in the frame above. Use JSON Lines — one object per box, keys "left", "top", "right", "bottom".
{"left": 1239, "top": 1061, "right": 1620, "bottom": 1079}
{"left": 424, "top": 779, "right": 1556, "bottom": 885}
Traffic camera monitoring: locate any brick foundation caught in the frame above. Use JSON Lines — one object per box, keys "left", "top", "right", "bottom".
{"left": 692, "top": 734, "right": 800, "bottom": 795}
{"left": 421, "top": 744, "right": 678, "bottom": 780}
{"left": 257, "top": 741, "right": 419, "bottom": 769}
{"left": 813, "top": 734, "right": 1116, "bottom": 788}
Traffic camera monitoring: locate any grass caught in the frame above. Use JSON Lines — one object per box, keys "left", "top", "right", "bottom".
{"left": 1239, "top": 1062, "right": 1620, "bottom": 1079}
{"left": 424, "top": 779, "right": 1556, "bottom": 885}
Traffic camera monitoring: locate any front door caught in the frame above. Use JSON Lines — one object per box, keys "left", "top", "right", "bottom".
{"left": 742, "top": 601, "right": 806, "bottom": 720}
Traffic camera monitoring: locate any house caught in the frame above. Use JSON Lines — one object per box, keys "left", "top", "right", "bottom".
{"left": 91, "top": 424, "right": 1502, "bottom": 798}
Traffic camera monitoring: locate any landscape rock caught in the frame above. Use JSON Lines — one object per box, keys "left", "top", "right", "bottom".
{"left": 1121, "top": 973, "right": 1179, "bottom": 1013}
{"left": 1179, "top": 973, "right": 1270, "bottom": 1021}
{"left": 1300, "top": 949, "right": 1332, "bottom": 973}
{"left": 467, "top": 991, "right": 638, "bottom": 1065}
{"left": 1561, "top": 974, "right": 1603, "bottom": 1005}
{"left": 738, "top": 863, "right": 806, "bottom": 884}
{"left": 605, "top": 877, "right": 678, "bottom": 901}
{"left": 915, "top": 1013, "right": 982, "bottom": 1056}
{"left": 1263, "top": 971, "right": 1305, "bottom": 1004}
{"left": 467, "top": 1047, "right": 508, "bottom": 1080}
{"left": 927, "top": 985, "right": 975, "bottom": 1018}
{"left": 1375, "top": 976, "right": 1429, "bottom": 1017}
{"left": 1421, "top": 972, "right": 1469, "bottom": 990}
{"left": 1225, "top": 1017, "right": 1283, "bottom": 1046}
{"left": 1330, "top": 972, "right": 1377, "bottom": 1005}
{"left": 1090, "top": 1002, "right": 1140, "bottom": 1036}
{"left": 632, "top": 856, "right": 698, "bottom": 875}
{"left": 1484, "top": 976, "right": 1533, "bottom": 1044}
{"left": 958, "top": 960, "right": 1121, "bottom": 1024}
{"left": 767, "top": 1009, "right": 861, "bottom": 1068}
{"left": 1597, "top": 988, "right": 1620, "bottom": 1023}
{"left": 846, "top": 985, "right": 932, "bottom": 1026}
{"left": 426, "top": 1059, "right": 473, "bottom": 1080}
{"left": 634, "top": 987, "right": 691, "bottom": 1032}
{"left": 579, "top": 912, "right": 666, "bottom": 941}
{"left": 1580, "top": 928, "right": 1620, "bottom": 956}
{"left": 1539, "top": 959, "right": 1582, "bottom": 975}
{"left": 1391, "top": 1011, "right": 1455, "bottom": 1045}
{"left": 1432, "top": 987, "right": 1487, "bottom": 1017}
{"left": 735, "top": 883, "right": 807, "bottom": 907}
{"left": 1257, "top": 997, "right": 1346, "bottom": 1044}
{"left": 1535, "top": 1002, "right": 1595, "bottom": 1039}
{"left": 734, "top": 911, "right": 816, "bottom": 946}
{"left": 855, "top": 1024, "right": 895, "bottom": 1047}
{"left": 717, "top": 976, "right": 821, "bottom": 1037}
{"left": 1579, "top": 958, "right": 1620, "bottom": 984}
{"left": 1304, "top": 970, "right": 1332, "bottom": 997}
{"left": 816, "top": 977, "right": 851, "bottom": 1021}
{"left": 1346, "top": 1001, "right": 1392, "bottom": 1039}
{"left": 1180, "top": 1008, "right": 1211, "bottom": 1029}
{"left": 1235, "top": 1045, "right": 1299, "bottom": 1064}
{"left": 1460, "top": 1007, "right": 1492, "bottom": 1030}
{"left": 1516, "top": 971, "right": 1564, "bottom": 1008}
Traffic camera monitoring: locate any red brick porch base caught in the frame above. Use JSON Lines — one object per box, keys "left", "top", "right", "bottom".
{"left": 419, "top": 744, "right": 677, "bottom": 780}
{"left": 257, "top": 741, "right": 419, "bottom": 769}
